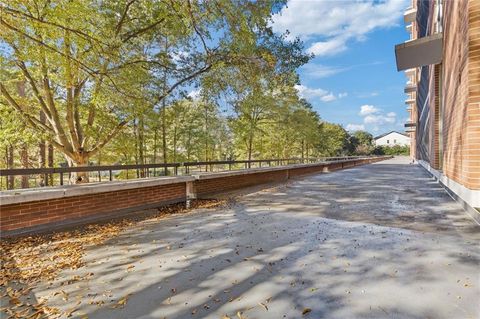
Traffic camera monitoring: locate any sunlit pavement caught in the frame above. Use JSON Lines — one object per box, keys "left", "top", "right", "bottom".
{"left": 32, "top": 157, "right": 480, "bottom": 318}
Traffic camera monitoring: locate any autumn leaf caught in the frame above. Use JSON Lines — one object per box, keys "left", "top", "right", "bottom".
{"left": 302, "top": 308, "right": 312, "bottom": 315}
{"left": 65, "top": 301, "right": 81, "bottom": 317}
{"left": 111, "top": 294, "right": 132, "bottom": 308}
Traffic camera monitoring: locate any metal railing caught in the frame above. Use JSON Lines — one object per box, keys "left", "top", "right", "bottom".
{"left": 0, "top": 156, "right": 372, "bottom": 190}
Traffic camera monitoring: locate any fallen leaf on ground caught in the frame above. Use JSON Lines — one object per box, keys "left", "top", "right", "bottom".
{"left": 111, "top": 294, "right": 131, "bottom": 308}
{"left": 302, "top": 308, "right": 312, "bottom": 315}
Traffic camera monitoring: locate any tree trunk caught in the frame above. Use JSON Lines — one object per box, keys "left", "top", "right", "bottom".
{"left": 48, "top": 143, "right": 54, "bottom": 185}
{"left": 133, "top": 118, "right": 139, "bottom": 178}
{"left": 39, "top": 111, "right": 47, "bottom": 186}
{"left": 161, "top": 103, "right": 167, "bottom": 163}
{"left": 186, "top": 130, "right": 192, "bottom": 161}
{"left": 153, "top": 126, "right": 158, "bottom": 164}
{"left": 161, "top": 102, "right": 168, "bottom": 175}
{"left": 161, "top": 36, "right": 169, "bottom": 175}
{"left": 173, "top": 124, "right": 177, "bottom": 163}
{"left": 301, "top": 139, "right": 305, "bottom": 161}
{"left": 247, "top": 132, "right": 253, "bottom": 168}
{"left": 20, "top": 144, "right": 29, "bottom": 188}
{"left": 7, "top": 145, "right": 14, "bottom": 189}
{"left": 138, "top": 116, "right": 145, "bottom": 177}
{"left": 204, "top": 105, "right": 209, "bottom": 171}
{"left": 67, "top": 153, "right": 89, "bottom": 184}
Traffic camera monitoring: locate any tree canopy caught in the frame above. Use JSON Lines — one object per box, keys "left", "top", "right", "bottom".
{"left": 0, "top": 0, "right": 376, "bottom": 187}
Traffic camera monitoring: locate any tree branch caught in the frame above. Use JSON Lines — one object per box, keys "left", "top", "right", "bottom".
{"left": 15, "top": 60, "right": 52, "bottom": 120}
{"left": 2, "top": 6, "right": 107, "bottom": 46}
{"left": 156, "top": 64, "right": 212, "bottom": 103}
{"left": 120, "top": 18, "right": 166, "bottom": 43}
{"left": 187, "top": 0, "right": 210, "bottom": 55}
{"left": 87, "top": 120, "right": 130, "bottom": 157}
{"left": 115, "top": 0, "right": 136, "bottom": 36}
{"left": 0, "top": 82, "right": 54, "bottom": 134}
{"left": 0, "top": 17, "right": 98, "bottom": 76}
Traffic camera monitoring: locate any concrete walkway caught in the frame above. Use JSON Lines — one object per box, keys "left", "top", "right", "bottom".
{"left": 35, "top": 157, "right": 480, "bottom": 318}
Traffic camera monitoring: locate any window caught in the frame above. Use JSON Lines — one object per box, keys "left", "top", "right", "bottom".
{"left": 387, "top": 140, "right": 389, "bottom": 144}
{"left": 394, "top": 139, "right": 397, "bottom": 143}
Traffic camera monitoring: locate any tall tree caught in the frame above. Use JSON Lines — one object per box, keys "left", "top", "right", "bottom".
{"left": 1, "top": 0, "right": 291, "bottom": 181}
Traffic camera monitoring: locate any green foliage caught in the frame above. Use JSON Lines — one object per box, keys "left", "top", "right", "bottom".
{"left": 0, "top": 0, "right": 385, "bottom": 174}
{"left": 373, "top": 145, "right": 410, "bottom": 156}
{"left": 316, "top": 123, "right": 350, "bottom": 156}
{"left": 1, "top": 0, "right": 298, "bottom": 167}
{"left": 348, "top": 130, "right": 375, "bottom": 155}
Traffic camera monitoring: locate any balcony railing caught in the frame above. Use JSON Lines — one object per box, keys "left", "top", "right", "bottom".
{"left": 404, "top": 84, "right": 417, "bottom": 93}
{"left": 404, "top": 7, "right": 417, "bottom": 24}
{"left": 404, "top": 122, "right": 417, "bottom": 133}
{"left": 0, "top": 156, "right": 371, "bottom": 190}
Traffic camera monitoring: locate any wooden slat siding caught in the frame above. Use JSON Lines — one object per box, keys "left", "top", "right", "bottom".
{"left": 441, "top": 0, "right": 471, "bottom": 188}
{"left": 433, "top": 64, "right": 441, "bottom": 170}
{"left": 467, "top": 0, "right": 480, "bottom": 189}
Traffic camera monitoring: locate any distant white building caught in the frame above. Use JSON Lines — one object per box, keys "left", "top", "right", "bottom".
{"left": 374, "top": 131, "right": 410, "bottom": 147}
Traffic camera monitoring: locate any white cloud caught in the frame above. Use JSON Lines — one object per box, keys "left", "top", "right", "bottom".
{"left": 357, "top": 91, "right": 379, "bottom": 98}
{"left": 188, "top": 89, "right": 201, "bottom": 99}
{"left": 321, "top": 93, "right": 337, "bottom": 102}
{"left": 272, "top": 0, "right": 406, "bottom": 57}
{"left": 359, "top": 105, "right": 380, "bottom": 116}
{"left": 363, "top": 113, "right": 396, "bottom": 125}
{"left": 295, "top": 85, "right": 346, "bottom": 103}
{"left": 294, "top": 84, "right": 327, "bottom": 99}
{"left": 171, "top": 50, "right": 189, "bottom": 63}
{"left": 301, "top": 63, "right": 347, "bottom": 79}
{"left": 346, "top": 124, "right": 365, "bottom": 131}
{"left": 358, "top": 104, "right": 397, "bottom": 126}
{"left": 306, "top": 37, "right": 348, "bottom": 56}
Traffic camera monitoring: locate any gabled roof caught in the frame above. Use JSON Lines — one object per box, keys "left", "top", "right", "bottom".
{"left": 374, "top": 131, "right": 409, "bottom": 140}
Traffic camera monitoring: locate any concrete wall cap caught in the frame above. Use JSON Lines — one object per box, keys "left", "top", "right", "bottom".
{"left": 190, "top": 159, "right": 373, "bottom": 180}
{"left": 0, "top": 158, "right": 385, "bottom": 205}
{"left": 0, "top": 176, "right": 194, "bottom": 206}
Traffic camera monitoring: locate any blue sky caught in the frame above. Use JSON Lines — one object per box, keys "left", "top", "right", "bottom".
{"left": 271, "top": 0, "right": 410, "bottom": 136}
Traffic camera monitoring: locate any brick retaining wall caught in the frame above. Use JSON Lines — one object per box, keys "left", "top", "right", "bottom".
{"left": 1, "top": 183, "right": 186, "bottom": 233}
{"left": 0, "top": 157, "right": 390, "bottom": 236}
{"left": 195, "top": 170, "right": 289, "bottom": 197}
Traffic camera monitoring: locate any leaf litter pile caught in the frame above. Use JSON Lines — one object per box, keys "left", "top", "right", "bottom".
{"left": 0, "top": 199, "right": 227, "bottom": 319}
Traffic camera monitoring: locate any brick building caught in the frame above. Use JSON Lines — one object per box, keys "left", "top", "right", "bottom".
{"left": 395, "top": 0, "right": 480, "bottom": 213}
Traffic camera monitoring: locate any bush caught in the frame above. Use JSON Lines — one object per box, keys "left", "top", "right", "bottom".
{"left": 373, "top": 145, "right": 410, "bottom": 156}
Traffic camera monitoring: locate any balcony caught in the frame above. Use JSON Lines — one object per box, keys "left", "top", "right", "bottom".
{"left": 405, "top": 98, "right": 415, "bottom": 105}
{"left": 395, "top": 33, "right": 443, "bottom": 71}
{"left": 406, "top": 105, "right": 413, "bottom": 111}
{"left": 404, "top": 84, "right": 416, "bottom": 93}
{"left": 404, "top": 7, "right": 417, "bottom": 24}
{"left": 405, "top": 68, "right": 415, "bottom": 76}
{"left": 405, "top": 121, "right": 417, "bottom": 132}
{"left": 406, "top": 23, "right": 412, "bottom": 33}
